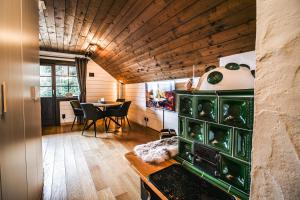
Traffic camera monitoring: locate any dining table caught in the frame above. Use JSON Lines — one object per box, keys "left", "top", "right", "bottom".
{"left": 84, "top": 101, "right": 123, "bottom": 131}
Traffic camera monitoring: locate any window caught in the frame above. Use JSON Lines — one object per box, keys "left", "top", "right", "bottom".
{"left": 39, "top": 64, "right": 80, "bottom": 97}
{"left": 40, "top": 65, "right": 52, "bottom": 97}
{"left": 55, "top": 65, "right": 80, "bottom": 97}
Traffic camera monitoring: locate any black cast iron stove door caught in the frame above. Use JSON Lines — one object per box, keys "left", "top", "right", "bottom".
{"left": 193, "top": 142, "right": 221, "bottom": 177}
{"left": 148, "top": 164, "right": 234, "bottom": 200}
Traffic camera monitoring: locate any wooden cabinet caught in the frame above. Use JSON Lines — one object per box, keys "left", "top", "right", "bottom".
{"left": 0, "top": 0, "right": 42, "bottom": 199}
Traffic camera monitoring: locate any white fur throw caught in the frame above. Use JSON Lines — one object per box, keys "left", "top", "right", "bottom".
{"left": 134, "top": 137, "right": 178, "bottom": 164}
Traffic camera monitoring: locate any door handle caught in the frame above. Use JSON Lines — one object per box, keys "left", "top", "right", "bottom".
{"left": 0, "top": 81, "right": 7, "bottom": 116}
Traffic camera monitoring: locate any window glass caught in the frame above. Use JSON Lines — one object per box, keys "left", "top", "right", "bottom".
{"left": 40, "top": 76, "right": 52, "bottom": 86}
{"left": 55, "top": 65, "right": 79, "bottom": 97}
{"left": 40, "top": 65, "right": 52, "bottom": 76}
{"left": 40, "top": 64, "right": 80, "bottom": 97}
{"left": 56, "top": 86, "right": 69, "bottom": 97}
{"left": 69, "top": 66, "right": 77, "bottom": 76}
{"left": 69, "top": 87, "right": 80, "bottom": 96}
{"left": 56, "top": 76, "right": 69, "bottom": 86}
{"left": 40, "top": 87, "right": 52, "bottom": 97}
{"left": 40, "top": 65, "right": 52, "bottom": 97}
{"left": 55, "top": 65, "right": 68, "bottom": 76}
{"left": 69, "top": 77, "right": 79, "bottom": 86}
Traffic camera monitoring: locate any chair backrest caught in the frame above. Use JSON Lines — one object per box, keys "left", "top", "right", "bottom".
{"left": 80, "top": 103, "right": 105, "bottom": 120}
{"left": 120, "top": 101, "right": 131, "bottom": 115}
{"left": 116, "top": 98, "right": 125, "bottom": 102}
{"left": 70, "top": 100, "right": 81, "bottom": 110}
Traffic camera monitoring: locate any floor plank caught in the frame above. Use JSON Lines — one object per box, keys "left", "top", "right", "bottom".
{"left": 42, "top": 122, "right": 160, "bottom": 200}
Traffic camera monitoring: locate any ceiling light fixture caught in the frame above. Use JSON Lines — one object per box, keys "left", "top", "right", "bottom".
{"left": 85, "top": 43, "right": 98, "bottom": 57}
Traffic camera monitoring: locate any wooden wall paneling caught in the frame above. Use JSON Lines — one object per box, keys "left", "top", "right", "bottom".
{"left": 68, "top": 0, "right": 90, "bottom": 52}
{"left": 63, "top": 0, "right": 78, "bottom": 51}
{"left": 124, "top": 42, "right": 254, "bottom": 83}
{"left": 22, "top": 0, "right": 43, "bottom": 198}
{"left": 132, "top": 3, "right": 255, "bottom": 62}
{"left": 108, "top": 32, "right": 255, "bottom": 80}
{"left": 106, "top": 0, "right": 253, "bottom": 70}
{"left": 90, "top": 0, "right": 135, "bottom": 51}
{"left": 111, "top": 18, "right": 255, "bottom": 76}
{"left": 0, "top": 0, "right": 28, "bottom": 199}
{"left": 54, "top": 0, "right": 66, "bottom": 50}
{"left": 96, "top": 0, "right": 153, "bottom": 51}
{"left": 39, "top": 0, "right": 256, "bottom": 83}
{"left": 79, "top": 0, "right": 115, "bottom": 51}
{"left": 74, "top": 0, "right": 103, "bottom": 52}
{"left": 39, "top": 33, "right": 45, "bottom": 47}
{"left": 104, "top": 0, "right": 224, "bottom": 65}
{"left": 39, "top": 4, "right": 51, "bottom": 48}
{"left": 101, "top": 0, "right": 171, "bottom": 57}
{"left": 44, "top": 0, "right": 58, "bottom": 50}
{"left": 98, "top": 0, "right": 199, "bottom": 66}
{"left": 105, "top": 17, "right": 255, "bottom": 81}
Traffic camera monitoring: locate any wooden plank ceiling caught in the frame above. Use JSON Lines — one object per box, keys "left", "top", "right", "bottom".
{"left": 39, "top": 0, "right": 256, "bottom": 83}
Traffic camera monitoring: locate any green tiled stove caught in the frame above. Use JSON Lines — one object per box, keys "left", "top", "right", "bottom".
{"left": 176, "top": 89, "right": 254, "bottom": 200}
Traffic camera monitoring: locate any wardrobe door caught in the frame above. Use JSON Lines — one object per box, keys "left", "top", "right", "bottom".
{"left": 22, "top": 0, "right": 43, "bottom": 199}
{"left": 0, "top": 0, "right": 28, "bottom": 199}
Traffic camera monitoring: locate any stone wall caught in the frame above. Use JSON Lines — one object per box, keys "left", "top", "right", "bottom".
{"left": 251, "top": 0, "right": 300, "bottom": 199}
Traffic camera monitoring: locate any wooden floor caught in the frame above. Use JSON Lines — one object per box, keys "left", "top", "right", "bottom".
{"left": 42, "top": 122, "right": 160, "bottom": 200}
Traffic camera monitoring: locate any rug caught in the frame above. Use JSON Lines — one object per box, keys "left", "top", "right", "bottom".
{"left": 134, "top": 136, "right": 178, "bottom": 164}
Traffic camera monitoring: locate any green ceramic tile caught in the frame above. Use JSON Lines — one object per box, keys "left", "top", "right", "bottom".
{"left": 186, "top": 119, "right": 205, "bottom": 143}
{"left": 219, "top": 97, "right": 254, "bottom": 130}
{"left": 234, "top": 129, "right": 252, "bottom": 162}
{"left": 207, "top": 123, "right": 232, "bottom": 154}
{"left": 178, "top": 95, "right": 194, "bottom": 117}
{"left": 178, "top": 117, "right": 186, "bottom": 137}
{"left": 195, "top": 95, "right": 218, "bottom": 122}
{"left": 220, "top": 156, "right": 251, "bottom": 193}
{"left": 178, "top": 139, "right": 193, "bottom": 163}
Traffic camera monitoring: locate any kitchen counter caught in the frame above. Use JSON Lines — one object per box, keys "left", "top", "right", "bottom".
{"left": 124, "top": 151, "right": 177, "bottom": 200}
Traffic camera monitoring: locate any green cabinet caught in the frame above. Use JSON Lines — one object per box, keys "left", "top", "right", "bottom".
{"left": 195, "top": 95, "right": 218, "bottom": 122}
{"left": 178, "top": 95, "right": 194, "bottom": 117}
{"left": 219, "top": 97, "right": 254, "bottom": 130}
{"left": 207, "top": 123, "right": 232, "bottom": 154}
{"left": 234, "top": 129, "right": 252, "bottom": 162}
{"left": 186, "top": 119, "right": 205, "bottom": 143}
{"left": 220, "top": 156, "right": 251, "bottom": 193}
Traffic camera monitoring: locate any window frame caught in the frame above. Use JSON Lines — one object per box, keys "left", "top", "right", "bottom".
{"left": 55, "top": 65, "right": 79, "bottom": 97}
{"left": 40, "top": 60, "right": 79, "bottom": 98}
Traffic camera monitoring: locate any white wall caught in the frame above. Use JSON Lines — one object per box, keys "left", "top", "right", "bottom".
{"left": 60, "top": 60, "right": 117, "bottom": 124}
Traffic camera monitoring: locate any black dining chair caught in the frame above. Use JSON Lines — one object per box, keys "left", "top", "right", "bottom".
{"left": 106, "top": 101, "right": 131, "bottom": 129}
{"left": 116, "top": 98, "right": 125, "bottom": 102}
{"left": 106, "top": 99, "right": 126, "bottom": 111}
{"left": 70, "top": 100, "right": 84, "bottom": 130}
{"left": 80, "top": 103, "right": 107, "bottom": 137}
